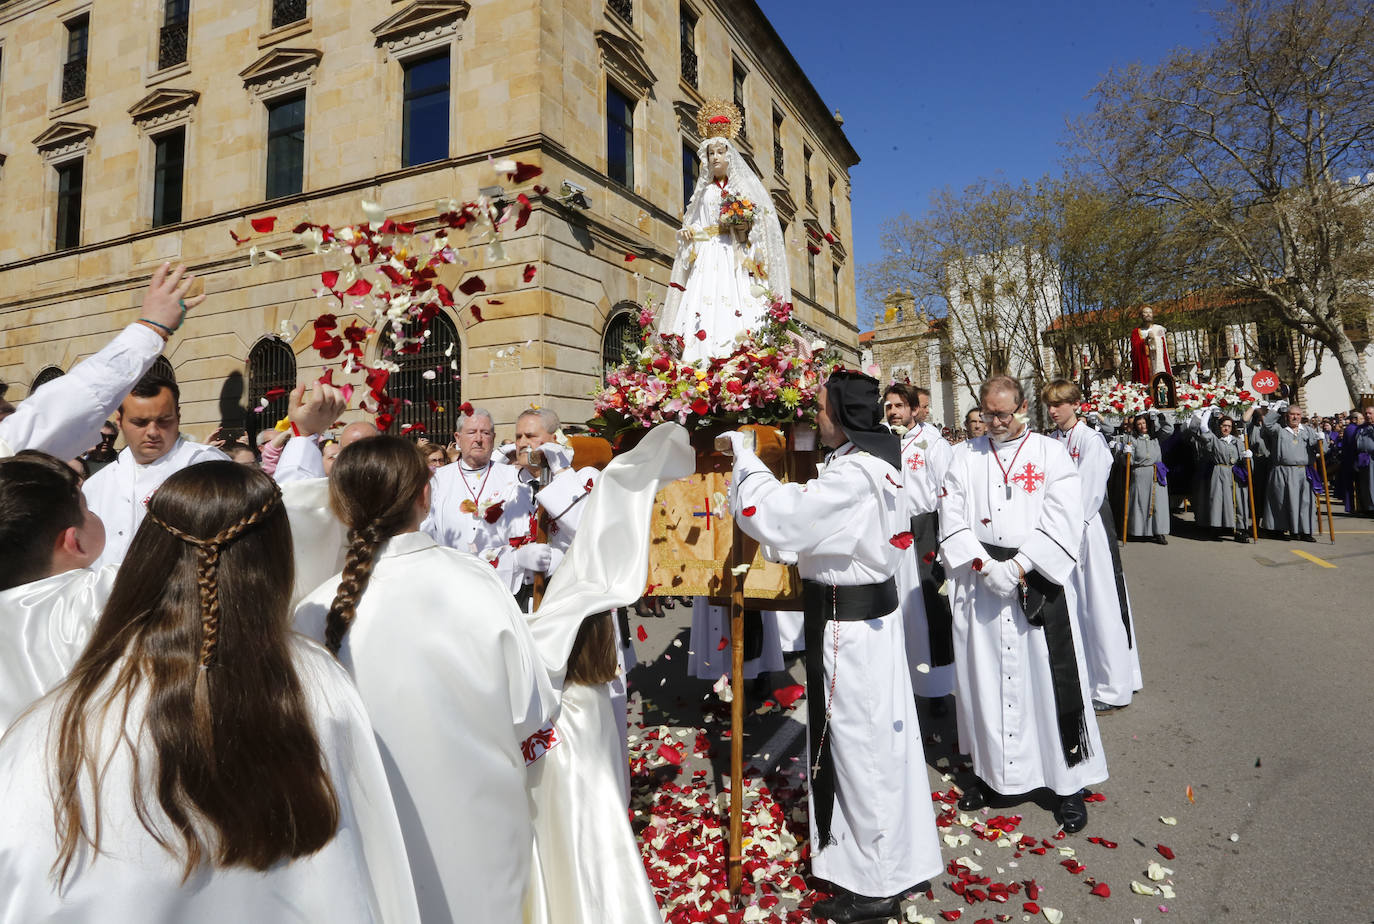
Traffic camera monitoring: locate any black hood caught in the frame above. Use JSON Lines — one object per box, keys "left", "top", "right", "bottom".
{"left": 823, "top": 370, "right": 900, "bottom": 470}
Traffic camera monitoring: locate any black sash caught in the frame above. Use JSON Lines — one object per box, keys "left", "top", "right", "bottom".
{"left": 801, "top": 577, "right": 899, "bottom": 847}
{"left": 1095, "top": 497, "right": 1132, "bottom": 648}
{"left": 983, "top": 546, "right": 1091, "bottom": 769}
{"left": 911, "top": 512, "right": 954, "bottom": 666}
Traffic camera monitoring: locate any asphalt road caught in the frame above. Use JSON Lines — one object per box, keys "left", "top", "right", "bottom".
{"left": 625, "top": 510, "right": 1374, "bottom": 923}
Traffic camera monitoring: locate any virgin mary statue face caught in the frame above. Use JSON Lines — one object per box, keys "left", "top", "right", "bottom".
{"left": 707, "top": 141, "right": 730, "bottom": 180}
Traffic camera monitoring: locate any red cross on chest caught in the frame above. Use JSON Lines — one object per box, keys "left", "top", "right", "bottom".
{"left": 1069, "top": 447, "right": 1081, "bottom": 462}
{"left": 906, "top": 452, "right": 925, "bottom": 471}
{"left": 1010, "top": 462, "right": 1045, "bottom": 493}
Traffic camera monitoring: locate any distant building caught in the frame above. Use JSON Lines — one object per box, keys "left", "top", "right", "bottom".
{"left": 0, "top": 0, "right": 860, "bottom": 440}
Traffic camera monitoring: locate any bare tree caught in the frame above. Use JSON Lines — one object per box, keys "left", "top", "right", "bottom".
{"left": 1076, "top": 0, "right": 1374, "bottom": 404}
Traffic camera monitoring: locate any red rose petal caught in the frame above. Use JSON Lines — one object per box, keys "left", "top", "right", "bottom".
{"left": 514, "top": 193, "right": 532, "bottom": 230}
{"left": 459, "top": 402, "right": 474, "bottom": 416}
{"left": 637, "top": 625, "right": 648, "bottom": 642}
{"left": 320, "top": 270, "right": 340, "bottom": 290}
{"left": 1089, "top": 882, "right": 1110, "bottom": 898}
{"left": 624, "top": 252, "right": 637, "bottom": 262}
{"left": 695, "top": 329, "right": 708, "bottom": 340}
{"left": 741, "top": 506, "right": 757, "bottom": 517}
{"left": 511, "top": 161, "right": 542, "bottom": 183}
{"left": 483, "top": 500, "right": 505, "bottom": 524}
{"left": 250, "top": 216, "right": 276, "bottom": 233}
{"left": 470, "top": 305, "right": 484, "bottom": 323}
{"left": 263, "top": 387, "right": 287, "bottom": 400}
{"left": 773, "top": 684, "right": 805, "bottom": 708}
{"left": 522, "top": 264, "right": 537, "bottom": 282}
{"left": 669, "top": 281, "right": 686, "bottom": 291}
{"left": 940, "top": 912, "right": 962, "bottom": 922}
{"left": 458, "top": 275, "right": 486, "bottom": 295}
{"left": 1023, "top": 902, "right": 1040, "bottom": 914}
{"left": 656, "top": 743, "right": 682, "bottom": 765}
{"left": 717, "top": 637, "right": 728, "bottom": 651}
{"left": 1156, "top": 844, "right": 1175, "bottom": 860}
{"left": 344, "top": 278, "right": 372, "bottom": 297}
{"left": 972, "top": 557, "right": 984, "bottom": 572}
{"left": 229, "top": 229, "right": 248, "bottom": 245}
{"left": 889, "top": 531, "right": 914, "bottom": 549}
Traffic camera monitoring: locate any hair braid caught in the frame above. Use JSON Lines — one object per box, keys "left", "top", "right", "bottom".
{"left": 324, "top": 526, "right": 382, "bottom": 654}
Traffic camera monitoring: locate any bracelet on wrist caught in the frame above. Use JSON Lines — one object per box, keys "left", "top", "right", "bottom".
{"left": 138, "top": 317, "right": 176, "bottom": 336}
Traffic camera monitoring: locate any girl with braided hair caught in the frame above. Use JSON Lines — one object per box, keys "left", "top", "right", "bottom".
{"left": 0, "top": 461, "right": 419, "bottom": 923}
{"left": 294, "top": 435, "right": 555, "bottom": 924}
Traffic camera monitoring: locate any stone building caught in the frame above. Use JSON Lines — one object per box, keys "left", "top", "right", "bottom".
{"left": 0, "top": 0, "right": 860, "bottom": 441}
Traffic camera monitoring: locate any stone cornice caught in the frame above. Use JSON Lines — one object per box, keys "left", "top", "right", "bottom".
{"left": 128, "top": 88, "right": 200, "bottom": 127}
{"left": 238, "top": 47, "right": 323, "bottom": 89}
{"left": 372, "top": 0, "right": 469, "bottom": 56}
{"left": 596, "top": 29, "right": 656, "bottom": 99}
{"left": 31, "top": 121, "right": 95, "bottom": 161}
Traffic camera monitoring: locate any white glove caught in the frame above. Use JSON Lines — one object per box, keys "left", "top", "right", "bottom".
{"left": 495, "top": 443, "right": 518, "bottom": 464}
{"left": 512, "top": 542, "right": 553, "bottom": 572}
{"left": 981, "top": 560, "right": 1020, "bottom": 598}
{"left": 538, "top": 442, "right": 574, "bottom": 472}
{"left": 721, "top": 430, "right": 751, "bottom": 457}
{"left": 1087, "top": 412, "right": 1101, "bottom": 423}
{"left": 1241, "top": 450, "right": 1253, "bottom": 459}
{"left": 1124, "top": 442, "right": 1134, "bottom": 454}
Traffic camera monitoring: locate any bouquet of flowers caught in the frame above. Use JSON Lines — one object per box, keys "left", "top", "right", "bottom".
{"left": 719, "top": 193, "right": 755, "bottom": 228}
{"left": 1173, "top": 381, "right": 1256, "bottom": 419}
{"left": 1080, "top": 382, "right": 1154, "bottom": 423}
{"left": 1079, "top": 380, "right": 1257, "bottom": 424}
{"left": 590, "top": 296, "right": 837, "bottom": 440}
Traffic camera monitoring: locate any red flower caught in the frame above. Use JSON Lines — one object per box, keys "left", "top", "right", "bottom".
{"left": 741, "top": 506, "right": 757, "bottom": 517}
{"left": 458, "top": 275, "right": 486, "bottom": 295}
{"left": 636, "top": 625, "right": 648, "bottom": 642}
{"left": 709, "top": 115, "right": 731, "bottom": 124}
{"left": 522, "top": 263, "right": 537, "bottom": 282}
{"left": 483, "top": 501, "right": 505, "bottom": 524}
{"left": 365, "top": 367, "right": 390, "bottom": 399}
{"left": 971, "top": 557, "right": 985, "bottom": 572}
{"left": 375, "top": 412, "right": 394, "bottom": 431}
{"left": 250, "top": 216, "right": 276, "bottom": 233}
{"left": 691, "top": 398, "right": 710, "bottom": 416}
{"left": 889, "top": 532, "right": 914, "bottom": 549}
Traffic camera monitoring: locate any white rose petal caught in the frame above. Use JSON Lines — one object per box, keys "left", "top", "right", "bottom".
{"left": 361, "top": 199, "right": 386, "bottom": 223}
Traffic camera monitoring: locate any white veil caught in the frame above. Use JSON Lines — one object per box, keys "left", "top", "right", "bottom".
{"left": 658, "top": 137, "right": 791, "bottom": 339}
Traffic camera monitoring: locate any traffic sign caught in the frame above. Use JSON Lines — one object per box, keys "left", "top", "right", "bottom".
{"left": 1251, "top": 370, "right": 1280, "bottom": 394}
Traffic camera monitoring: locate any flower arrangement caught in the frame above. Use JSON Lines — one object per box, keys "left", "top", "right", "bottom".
{"left": 719, "top": 192, "right": 755, "bottom": 228}
{"left": 1079, "top": 380, "right": 1256, "bottom": 422}
{"left": 589, "top": 296, "right": 837, "bottom": 439}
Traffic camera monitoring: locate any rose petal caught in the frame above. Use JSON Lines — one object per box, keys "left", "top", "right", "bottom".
{"left": 250, "top": 216, "right": 276, "bottom": 233}
{"left": 458, "top": 275, "right": 486, "bottom": 295}
{"left": 741, "top": 506, "right": 757, "bottom": 517}
{"left": 1156, "top": 844, "right": 1175, "bottom": 860}
{"left": 522, "top": 263, "right": 537, "bottom": 282}
{"left": 773, "top": 684, "right": 805, "bottom": 709}
{"left": 637, "top": 625, "right": 648, "bottom": 642}
{"left": 361, "top": 199, "right": 386, "bottom": 224}
{"left": 1089, "top": 882, "right": 1110, "bottom": 898}
{"left": 889, "top": 531, "right": 914, "bottom": 549}
{"left": 717, "top": 637, "right": 728, "bottom": 651}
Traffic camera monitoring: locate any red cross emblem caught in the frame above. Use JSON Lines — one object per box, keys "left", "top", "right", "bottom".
{"left": 907, "top": 452, "right": 925, "bottom": 471}
{"left": 1069, "top": 448, "right": 1081, "bottom": 462}
{"left": 1010, "top": 462, "right": 1045, "bottom": 493}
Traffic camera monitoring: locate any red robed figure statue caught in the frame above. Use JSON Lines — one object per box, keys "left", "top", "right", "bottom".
{"left": 1129, "top": 306, "right": 1171, "bottom": 385}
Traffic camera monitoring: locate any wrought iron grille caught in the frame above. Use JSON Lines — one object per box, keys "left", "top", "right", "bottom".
{"left": 773, "top": 141, "right": 784, "bottom": 176}
{"left": 602, "top": 309, "right": 644, "bottom": 380}
{"left": 158, "top": 19, "right": 188, "bottom": 70}
{"left": 681, "top": 46, "right": 698, "bottom": 88}
{"left": 246, "top": 337, "right": 296, "bottom": 429}
{"left": 271, "top": 0, "right": 307, "bottom": 29}
{"left": 31, "top": 366, "right": 64, "bottom": 393}
{"left": 607, "top": 0, "right": 632, "bottom": 25}
{"left": 61, "top": 59, "right": 86, "bottom": 102}
{"left": 391, "top": 312, "right": 461, "bottom": 443}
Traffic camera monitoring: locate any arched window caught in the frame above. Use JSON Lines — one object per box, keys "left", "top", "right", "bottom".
{"left": 150, "top": 355, "right": 176, "bottom": 383}
{"left": 31, "top": 366, "right": 64, "bottom": 393}
{"left": 246, "top": 336, "right": 297, "bottom": 428}
{"left": 602, "top": 305, "right": 644, "bottom": 381}
{"left": 391, "top": 311, "right": 461, "bottom": 443}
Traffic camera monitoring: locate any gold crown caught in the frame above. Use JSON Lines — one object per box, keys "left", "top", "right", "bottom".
{"left": 696, "top": 98, "right": 741, "bottom": 141}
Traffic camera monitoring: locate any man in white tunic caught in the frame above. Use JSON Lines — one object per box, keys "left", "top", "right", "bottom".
{"left": 0, "top": 262, "right": 203, "bottom": 461}
{"left": 884, "top": 383, "right": 956, "bottom": 704}
{"left": 0, "top": 452, "right": 113, "bottom": 731}
{"left": 724, "top": 371, "right": 942, "bottom": 924}
{"left": 83, "top": 372, "right": 229, "bottom": 569}
{"left": 1042, "top": 380, "right": 1141, "bottom": 713}
{"left": 423, "top": 408, "right": 542, "bottom": 601}
{"left": 940, "top": 375, "right": 1107, "bottom": 834}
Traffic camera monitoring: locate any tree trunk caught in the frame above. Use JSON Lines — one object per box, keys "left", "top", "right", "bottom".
{"left": 1328, "top": 327, "right": 1374, "bottom": 406}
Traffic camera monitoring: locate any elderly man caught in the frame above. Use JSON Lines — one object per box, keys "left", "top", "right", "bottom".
{"left": 82, "top": 372, "right": 229, "bottom": 569}
{"left": 884, "top": 383, "right": 956, "bottom": 706}
{"left": 725, "top": 370, "right": 942, "bottom": 923}
{"left": 424, "top": 408, "right": 542, "bottom": 601}
{"left": 940, "top": 375, "right": 1107, "bottom": 833}
{"left": 1258, "top": 402, "right": 1322, "bottom": 541}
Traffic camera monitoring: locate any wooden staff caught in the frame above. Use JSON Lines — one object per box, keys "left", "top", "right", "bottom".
{"left": 1121, "top": 444, "right": 1132, "bottom": 546}
{"left": 1316, "top": 435, "right": 1336, "bottom": 542}
{"left": 1241, "top": 427, "right": 1259, "bottom": 542}
{"left": 726, "top": 511, "right": 746, "bottom": 898}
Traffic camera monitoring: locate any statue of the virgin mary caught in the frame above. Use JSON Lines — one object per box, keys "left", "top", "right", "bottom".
{"left": 658, "top": 99, "right": 791, "bottom": 365}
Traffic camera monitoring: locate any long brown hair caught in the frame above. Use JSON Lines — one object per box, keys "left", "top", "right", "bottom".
{"left": 50, "top": 461, "right": 339, "bottom": 885}
{"left": 325, "top": 435, "right": 430, "bottom": 654}
{"left": 565, "top": 612, "right": 620, "bottom": 686}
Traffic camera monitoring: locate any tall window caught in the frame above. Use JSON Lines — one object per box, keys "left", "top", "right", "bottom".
{"left": 61, "top": 15, "right": 89, "bottom": 102}
{"left": 392, "top": 312, "right": 461, "bottom": 441}
{"left": 832, "top": 263, "right": 841, "bottom": 304}
{"left": 606, "top": 84, "right": 634, "bottom": 188}
{"left": 603, "top": 309, "right": 644, "bottom": 379}
{"left": 152, "top": 128, "right": 185, "bottom": 228}
{"left": 31, "top": 366, "right": 65, "bottom": 392}
{"left": 266, "top": 93, "right": 305, "bottom": 199}
{"left": 271, "top": 0, "right": 308, "bottom": 29}
{"left": 807, "top": 248, "right": 816, "bottom": 300}
{"left": 682, "top": 141, "right": 698, "bottom": 210}
{"left": 679, "top": 5, "right": 698, "bottom": 89}
{"left": 803, "top": 144, "right": 814, "bottom": 206}
{"left": 247, "top": 337, "right": 296, "bottom": 426}
{"left": 771, "top": 108, "right": 785, "bottom": 176}
{"left": 732, "top": 62, "right": 748, "bottom": 143}
{"left": 159, "top": 0, "right": 189, "bottom": 70}
{"left": 402, "top": 51, "right": 450, "bottom": 168}
{"left": 55, "top": 160, "right": 83, "bottom": 250}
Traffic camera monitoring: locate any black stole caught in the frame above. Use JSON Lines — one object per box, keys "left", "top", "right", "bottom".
{"left": 911, "top": 511, "right": 954, "bottom": 665}
{"left": 1094, "top": 497, "right": 1133, "bottom": 647}
{"left": 801, "top": 577, "right": 899, "bottom": 847}
{"left": 983, "top": 546, "right": 1091, "bottom": 768}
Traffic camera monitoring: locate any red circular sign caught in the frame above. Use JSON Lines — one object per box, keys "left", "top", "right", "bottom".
{"left": 1251, "top": 370, "right": 1280, "bottom": 394}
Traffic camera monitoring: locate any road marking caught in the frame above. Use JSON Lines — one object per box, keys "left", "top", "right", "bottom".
{"left": 1334, "top": 530, "right": 1374, "bottom": 534}
{"left": 1291, "top": 549, "right": 1337, "bottom": 569}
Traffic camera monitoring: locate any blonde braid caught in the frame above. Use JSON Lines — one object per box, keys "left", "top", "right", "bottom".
{"left": 146, "top": 485, "right": 283, "bottom": 667}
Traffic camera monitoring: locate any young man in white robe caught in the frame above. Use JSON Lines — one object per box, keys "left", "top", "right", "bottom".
{"left": 423, "top": 408, "right": 544, "bottom": 602}
{"left": 0, "top": 263, "right": 203, "bottom": 462}
{"left": 884, "top": 383, "right": 957, "bottom": 706}
{"left": 0, "top": 453, "right": 113, "bottom": 731}
{"left": 83, "top": 372, "right": 229, "bottom": 570}
{"left": 1043, "top": 380, "right": 1141, "bottom": 713}
{"left": 940, "top": 375, "right": 1108, "bottom": 834}
{"left": 723, "top": 371, "right": 942, "bottom": 924}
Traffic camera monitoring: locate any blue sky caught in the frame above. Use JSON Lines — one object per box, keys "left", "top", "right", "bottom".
{"left": 756, "top": 0, "right": 1218, "bottom": 319}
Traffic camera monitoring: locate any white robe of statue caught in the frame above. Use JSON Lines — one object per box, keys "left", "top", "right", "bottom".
{"left": 83, "top": 438, "right": 231, "bottom": 570}
{"left": 294, "top": 532, "right": 556, "bottom": 924}
{"left": 938, "top": 431, "right": 1109, "bottom": 797}
{"left": 1051, "top": 421, "right": 1142, "bottom": 708}
{"left": 0, "top": 566, "right": 116, "bottom": 732}
{"left": 659, "top": 137, "right": 790, "bottom": 365}
{"left": 0, "top": 637, "right": 421, "bottom": 923}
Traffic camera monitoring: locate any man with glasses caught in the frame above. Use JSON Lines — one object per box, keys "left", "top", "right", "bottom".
{"left": 938, "top": 375, "right": 1107, "bottom": 834}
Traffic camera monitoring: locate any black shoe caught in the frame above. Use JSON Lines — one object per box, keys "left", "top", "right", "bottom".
{"left": 1234, "top": 534, "right": 1251, "bottom": 543}
{"left": 1092, "top": 698, "right": 1122, "bottom": 714}
{"left": 957, "top": 781, "right": 988, "bottom": 811}
{"left": 1153, "top": 535, "right": 1168, "bottom": 545}
{"left": 1055, "top": 792, "right": 1088, "bottom": 834}
{"left": 812, "top": 890, "right": 901, "bottom": 923}
{"left": 1298, "top": 533, "right": 1317, "bottom": 542}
